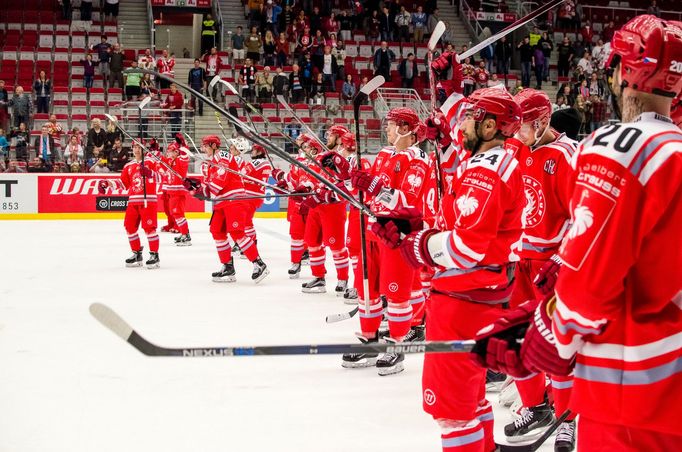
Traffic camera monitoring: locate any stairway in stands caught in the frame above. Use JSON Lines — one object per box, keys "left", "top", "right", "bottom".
{"left": 438, "top": 5, "right": 477, "bottom": 48}
{"left": 217, "top": 0, "right": 249, "bottom": 39}
{"left": 117, "top": 0, "right": 152, "bottom": 51}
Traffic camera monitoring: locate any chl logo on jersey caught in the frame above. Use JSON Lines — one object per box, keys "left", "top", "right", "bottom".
{"left": 522, "top": 175, "right": 546, "bottom": 228}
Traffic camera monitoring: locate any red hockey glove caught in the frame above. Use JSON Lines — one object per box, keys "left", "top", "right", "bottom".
{"left": 351, "top": 169, "right": 384, "bottom": 197}
{"left": 98, "top": 180, "right": 110, "bottom": 194}
{"left": 271, "top": 168, "right": 285, "bottom": 181}
{"left": 183, "top": 177, "right": 201, "bottom": 192}
{"left": 399, "top": 228, "right": 438, "bottom": 269}
{"left": 371, "top": 207, "right": 424, "bottom": 249}
{"left": 320, "top": 151, "right": 351, "bottom": 180}
{"left": 425, "top": 112, "right": 453, "bottom": 149}
{"left": 533, "top": 254, "right": 562, "bottom": 295}
{"left": 431, "top": 51, "right": 454, "bottom": 74}
{"left": 471, "top": 300, "right": 539, "bottom": 378}
{"left": 139, "top": 165, "right": 153, "bottom": 178}
{"left": 312, "top": 187, "right": 337, "bottom": 204}
{"left": 292, "top": 185, "right": 312, "bottom": 194}
{"left": 520, "top": 295, "right": 575, "bottom": 376}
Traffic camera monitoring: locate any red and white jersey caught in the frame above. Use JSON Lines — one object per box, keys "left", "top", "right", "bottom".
{"left": 121, "top": 159, "right": 160, "bottom": 205}
{"left": 157, "top": 57, "right": 176, "bottom": 76}
{"left": 367, "top": 145, "right": 430, "bottom": 215}
{"left": 281, "top": 152, "right": 310, "bottom": 191}
{"left": 510, "top": 132, "right": 577, "bottom": 260}
{"left": 553, "top": 112, "right": 682, "bottom": 435}
{"left": 345, "top": 153, "right": 372, "bottom": 203}
{"left": 428, "top": 145, "right": 525, "bottom": 294}
{"left": 201, "top": 150, "right": 245, "bottom": 209}
{"left": 422, "top": 152, "right": 439, "bottom": 227}
{"left": 242, "top": 157, "right": 273, "bottom": 196}
{"left": 204, "top": 54, "right": 221, "bottom": 76}
{"left": 160, "top": 151, "right": 190, "bottom": 194}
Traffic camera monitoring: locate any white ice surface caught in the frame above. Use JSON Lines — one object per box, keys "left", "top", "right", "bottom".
{"left": 0, "top": 219, "right": 555, "bottom": 452}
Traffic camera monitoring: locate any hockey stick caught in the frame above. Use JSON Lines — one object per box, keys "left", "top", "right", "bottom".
{"left": 497, "top": 410, "right": 572, "bottom": 452}
{"left": 125, "top": 69, "right": 373, "bottom": 216}
{"left": 456, "top": 0, "right": 566, "bottom": 63}
{"left": 325, "top": 75, "right": 385, "bottom": 325}
{"left": 90, "top": 302, "right": 474, "bottom": 357}
{"left": 138, "top": 95, "right": 151, "bottom": 208}
{"left": 194, "top": 192, "right": 308, "bottom": 202}
{"left": 428, "top": 21, "right": 446, "bottom": 203}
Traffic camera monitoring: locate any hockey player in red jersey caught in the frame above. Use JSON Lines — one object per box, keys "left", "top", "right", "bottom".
{"left": 162, "top": 134, "right": 192, "bottom": 246}
{"left": 375, "top": 88, "right": 524, "bottom": 449}
{"left": 120, "top": 140, "right": 161, "bottom": 269}
{"left": 472, "top": 15, "right": 682, "bottom": 452}
{"left": 326, "top": 124, "right": 350, "bottom": 152}
{"left": 341, "top": 107, "right": 430, "bottom": 376}
{"left": 191, "top": 134, "right": 269, "bottom": 283}
{"left": 240, "top": 143, "right": 272, "bottom": 244}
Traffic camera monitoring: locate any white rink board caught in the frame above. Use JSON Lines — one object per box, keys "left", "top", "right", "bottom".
{"left": 0, "top": 218, "right": 556, "bottom": 452}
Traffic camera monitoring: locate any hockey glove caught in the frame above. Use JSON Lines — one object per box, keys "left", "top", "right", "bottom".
{"left": 139, "top": 165, "right": 153, "bottom": 178}
{"left": 533, "top": 254, "right": 562, "bottom": 295}
{"left": 471, "top": 300, "right": 538, "bottom": 378}
{"left": 98, "top": 180, "right": 110, "bottom": 194}
{"left": 312, "top": 187, "right": 338, "bottom": 204}
{"left": 371, "top": 207, "right": 424, "bottom": 249}
{"left": 350, "top": 169, "right": 384, "bottom": 197}
{"left": 183, "top": 177, "right": 201, "bottom": 192}
{"left": 431, "top": 51, "right": 454, "bottom": 74}
{"left": 399, "top": 228, "right": 439, "bottom": 270}
{"left": 520, "top": 295, "right": 575, "bottom": 376}
{"left": 320, "top": 151, "right": 351, "bottom": 180}
{"left": 271, "top": 168, "right": 285, "bottom": 182}
{"left": 425, "top": 112, "right": 453, "bottom": 149}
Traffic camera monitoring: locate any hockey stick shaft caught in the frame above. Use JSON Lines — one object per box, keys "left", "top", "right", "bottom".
{"left": 497, "top": 410, "right": 572, "bottom": 452}
{"left": 428, "top": 21, "right": 445, "bottom": 203}
{"left": 197, "top": 192, "right": 308, "bottom": 202}
{"left": 90, "top": 303, "right": 474, "bottom": 357}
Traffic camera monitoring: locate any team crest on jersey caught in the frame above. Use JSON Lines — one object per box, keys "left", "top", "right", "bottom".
{"left": 544, "top": 159, "right": 557, "bottom": 175}
{"left": 395, "top": 161, "right": 401, "bottom": 173}
{"left": 560, "top": 185, "right": 615, "bottom": 271}
{"left": 454, "top": 182, "right": 491, "bottom": 228}
{"left": 404, "top": 166, "right": 427, "bottom": 195}
{"left": 522, "top": 175, "right": 545, "bottom": 228}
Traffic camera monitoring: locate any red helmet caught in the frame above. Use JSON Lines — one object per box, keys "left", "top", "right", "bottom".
{"left": 328, "top": 125, "right": 350, "bottom": 137}
{"left": 252, "top": 144, "right": 266, "bottom": 155}
{"left": 341, "top": 132, "right": 356, "bottom": 150}
{"left": 514, "top": 88, "right": 552, "bottom": 130}
{"left": 174, "top": 133, "right": 187, "bottom": 147}
{"left": 300, "top": 133, "right": 315, "bottom": 144}
{"left": 467, "top": 87, "right": 522, "bottom": 137}
{"left": 306, "top": 139, "right": 323, "bottom": 154}
{"left": 167, "top": 141, "right": 180, "bottom": 152}
{"left": 201, "top": 134, "right": 221, "bottom": 148}
{"left": 607, "top": 15, "right": 682, "bottom": 98}
{"left": 386, "top": 107, "right": 420, "bottom": 129}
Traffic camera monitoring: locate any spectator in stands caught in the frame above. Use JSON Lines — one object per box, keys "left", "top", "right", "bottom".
{"left": 80, "top": 0, "right": 93, "bottom": 21}
{"left": 44, "top": 114, "right": 64, "bottom": 151}
{"left": 299, "top": 52, "right": 314, "bottom": 94}
{"left": 577, "top": 50, "right": 594, "bottom": 78}
{"left": 138, "top": 49, "right": 156, "bottom": 73}
{"left": 91, "top": 36, "right": 112, "bottom": 86}
{"left": 379, "top": 7, "right": 393, "bottom": 42}
{"left": 591, "top": 39, "right": 607, "bottom": 69}
{"left": 559, "top": 83, "right": 576, "bottom": 107}
{"left": 601, "top": 20, "right": 615, "bottom": 43}
{"left": 557, "top": 0, "right": 576, "bottom": 30}
{"left": 273, "top": 66, "right": 288, "bottom": 97}
{"left": 647, "top": 0, "right": 661, "bottom": 17}
{"left": 89, "top": 156, "right": 111, "bottom": 174}
{"left": 398, "top": 53, "right": 418, "bottom": 89}
{"left": 104, "top": 0, "right": 120, "bottom": 21}
{"left": 204, "top": 47, "right": 224, "bottom": 100}
{"left": 342, "top": 74, "right": 356, "bottom": 104}
{"left": 124, "top": 61, "right": 142, "bottom": 101}
{"left": 27, "top": 157, "right": 52, "bottom": 173}
{"left": 373, "top": 41, "right": 396, "bottom": 82}
{"left": 319, "top": 46, "right": 338, "bottom": 92}
{"left": 188, "top": 59, "right": 206, "bottom": 115}
{"left": 256, "top": 66, "right": 274, "bottom": 101}
{"left": 239, "top": 59, "right": 258, "bottom": 102}
{"left": 588, "top": 72, "right": 605, "bottom": 97}
{"left": 232, "top": 26, "right": 246, "bottom": 66}
{"left": 289, "top": 63, "right": 305, "bottom": 103}
{"left": 368, "top": 10, "right": 381, "bottom": 43}
{"left": 538, "top": 31, "right": 553, "bottom": 82}
{"left": 580, "top": 20, "right": 593, "bottom": 49}
{"left": 201, "top": 13, "right": 218, "bottom": 56}
{"left": 309, "top": 73, "right": 325, "bottom": 105}
{"left": 81, "top": 54, "right": 99, "bottom": 91}
{"left": 324, "top": 12, "right": 340, "bottom": 37}
{"left": 309, "top": 6, "right": 322, "bottom": 35}
{"left": 395, "top": 6, "right": 411, "bottom": 43}
{"left": 529, "top": 26, "right": 541, "bottom": 47}
{"left": 9, "top": 87, "right": 31, "bottom": 129}
{"left": 58, "top": 0, "right": 72, "bottom": 21}
{"left": 33, "top": 71, "right": 52, "bottom": 115}
{"left": 104, "top": 117, "right": 122, "bottom": 153}
{"left": 553, "top": 94, "right": 569, "bottom": 112}
{"left": 109, "top": 44, "right": 125, "bottom": 89}
{"left": 0, "top": 80, "right": 8, "bottom": 131}
{"left": 532, "top": 44, "right": 546, "bottom": 89}
{"left": 339, "top": 10, "right": 354, "bottom": 42}
{"left": 276, "top": 33, "right": 289, "bottom": 67}
{"left": 494, "top": 36, "right": 512, "bottom": 86}
{"left": 10, "top": 122, "right": 30, "bottom": 162}
{"left": 162, "top": 84, "right": 184, "bottom": 138}
{"left": 311, "top": 30, "right": 326, "bottom": 69}
{"left": 86, "top": 118, "right": 106, "bottom": 160}
{"left": 572, "top": 34, "right": 586, "bottom": 67}
{"left": 411, "top": 6, "right": 427, "bottom": 43}
{"left": 110, "top": 137, "right": 129, "bottom": 172}
{"left": 462, "top": 57, "right": 476, "bottom": 96}
{"left": 473, "top": 60, "right": 489, "bottom": 90}
{"left": 264, "top": 0, "right": 283, "bottom": 35}
{"left": 557, "top": 35, "right": 573, "bottom": 78}
{"left": 333, "top": 41, "right": 346, "bottom": 81}
{"left": 590, "top": 93, "right": 607, "bottom": 131}
{"left": 34, "top": 125, "right": 57, "bottom": 164}
{"left": 263, "top": 30, "right": 277, "bottom": 67}
{"left": 0, "top": 129, "right": 8, "bottom": 161}
{"left": 517, "top": 36, "right": 533, "bottom": 88}
{"left": 297, "top": 26, "right": 314, "bottom": 58}
{"left": 246, "top": 27, "right": 263, "bottom": 63}
{"left": 488, "top": 73, "right": 504, "bottom": 88}
{"left": 284, "top": 121, "right": 302, "bottom": 153}
{"left": 480, "top": 42, "right": 495, "bottom": 75}
{"left": 65, "top": 135, "right": 84, "bottom": 172}
{"left": 156, "top": 50, "right": 175, "bottom": 89}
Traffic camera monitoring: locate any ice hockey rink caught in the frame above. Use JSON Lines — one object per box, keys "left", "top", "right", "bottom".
{"left": 0, "top": 218, "right": 555, "bottom": 452}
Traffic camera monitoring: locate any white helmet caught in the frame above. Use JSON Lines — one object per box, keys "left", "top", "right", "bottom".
{"left": 229, "top": 137, "right": 251, "bottom": 153}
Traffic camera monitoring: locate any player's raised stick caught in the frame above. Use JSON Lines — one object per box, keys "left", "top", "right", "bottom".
{"left": 427, "top": 20, "right": 446, "bottom": 201}
{"left": 138, "top": 95, "right": 151, "bottom": 208}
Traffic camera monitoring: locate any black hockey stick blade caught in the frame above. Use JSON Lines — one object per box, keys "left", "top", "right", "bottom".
{"left": 497, "top": 410, "right": 572, "bottom": 452}
{"left": 90, "top": 303, "right": 474, "bottom": 357}
{"left": 325, "top": 306, "right": 359, "bottom": 323}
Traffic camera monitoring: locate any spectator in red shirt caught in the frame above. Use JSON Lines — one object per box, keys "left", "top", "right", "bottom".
{"left": 580, "top": 20, "right": 594, "bottom": 47}
{"left": 162, "top": 83, "right": 185, "bottom": 138}
{"left": 474, "top": 60, "right": 490, "bottom": 89}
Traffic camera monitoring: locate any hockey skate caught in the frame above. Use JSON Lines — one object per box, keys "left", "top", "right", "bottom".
{"left": 341, "top": 335, "right": 379, "bottom": 369}
{"left": 343, "top": 287, "right": 358, "bottom": 304}
{"left": 174, "top": 234, "right": 192, "bottom": 246}
{"left": 302, "top": 277, "right": 326, "bottom": 293}
{"left": 301, "top": 249, "right": 310, "bottom": 265}
{"left": 504, "top": 401, "right": 555, "bottom": 443}
{"left": 145, "top": 252, "right": 160, "bottom": 269}
{"left": 125, "top": 249, "right": 143, "bottom": 267}
{"left": 485, "top": 370, "right": 507, "bottom": 392}
{"left": 335, "top": 280, "right": 348, "bottom": 297}
{"left": 405, "top": 325, "right": 425, "bottom": 342}
{"left": 376, "top": 337, "right": 405, "bottom": 376}
{"left": 252, "top": 258, "right": 269, "bottom": 284}
{"left": 288, "top": 262, "right": 301, "bottom": 279}
{"left": 212, "top": 259, "right": 236, "bottom": 282}
{"left": 554, "top": 420, "right": 576, "bottom": 452}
